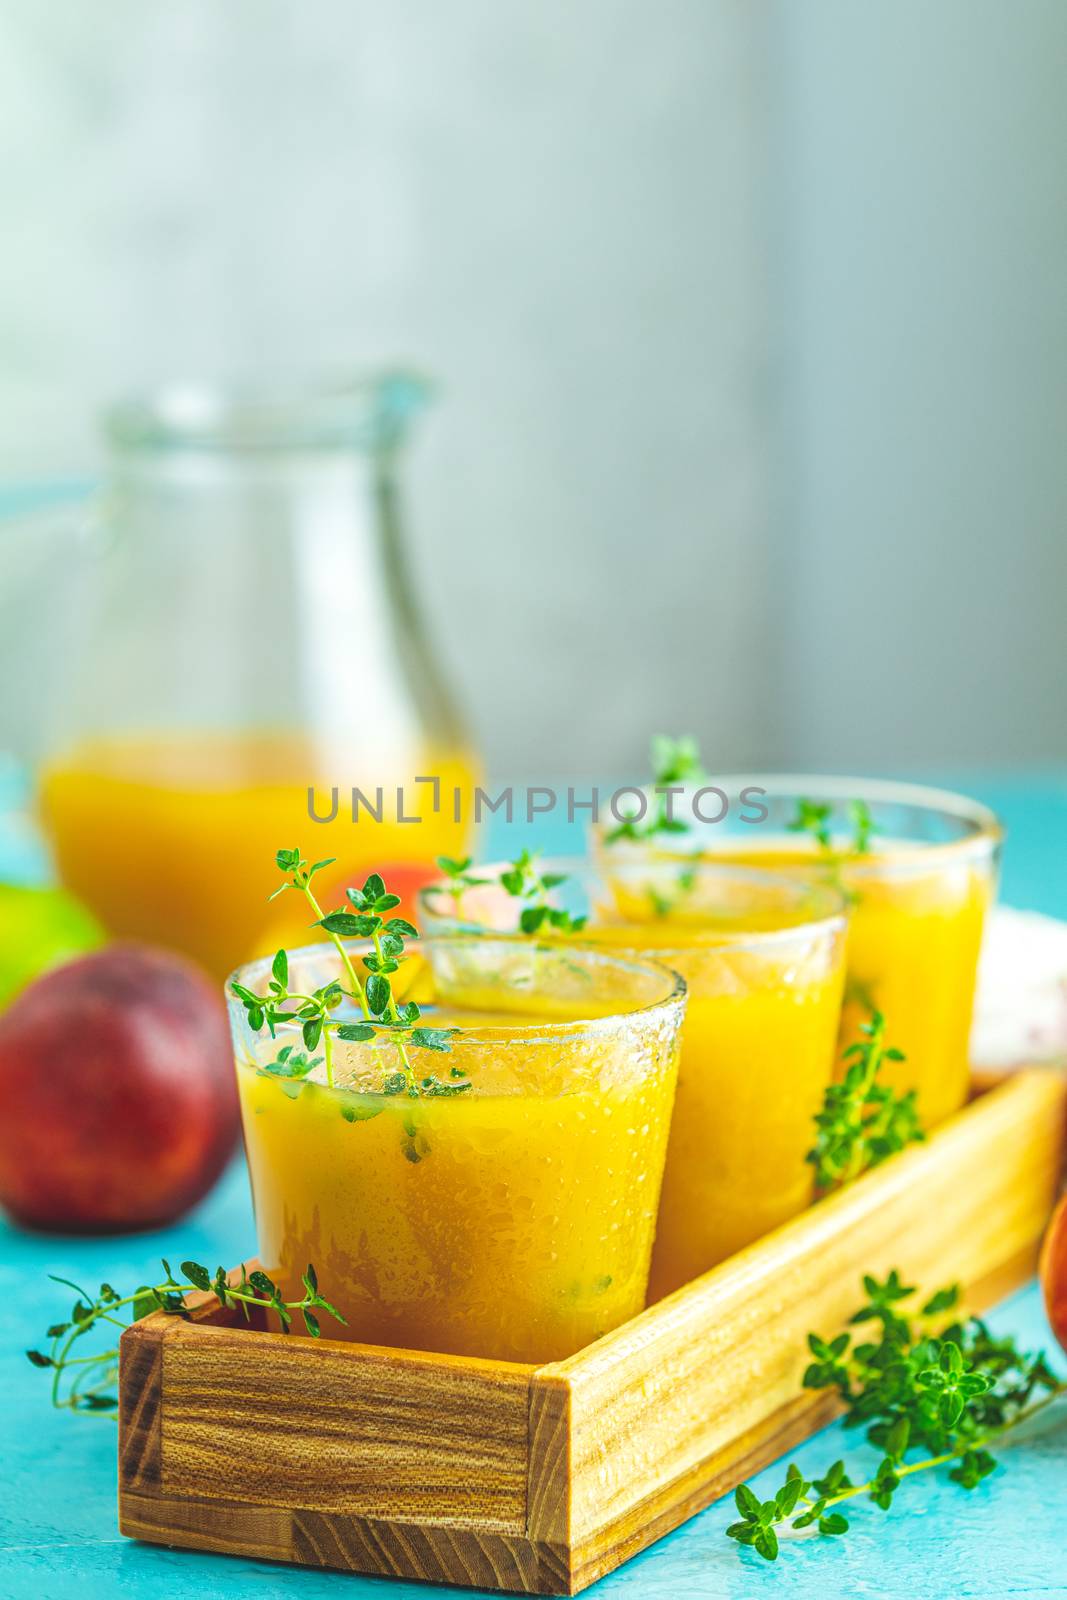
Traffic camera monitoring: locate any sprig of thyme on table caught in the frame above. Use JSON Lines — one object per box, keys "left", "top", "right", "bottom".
{"left": 604, "top": 734, "right": 705, "bottom": 843}
{"left": 230, "top": 849, "right": 465, "bottom": 1099}
{"left": 25, "top": 1259, "right": 343, "bottom": 1416}
{"left": 808, "top": 1012, "right": 925, "bottom": 1190}
{"left": 727, "top": 1271, "right": 1065, "bottom": 1561}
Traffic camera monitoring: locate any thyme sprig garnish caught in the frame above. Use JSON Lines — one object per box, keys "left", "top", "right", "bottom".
{"left": 786, "top": 796, "right": 878, "bottom": 909}
{"left": 645, "top": 855, "right": 701, "bottom": 919}
{"left": 850, "top": 799, "right": 876, "bottom": 853}
{"left": 436, "top": 855, "right": 487, "bottom": 911}
{"left": 788, "top": 797, "right": 877, "bottom": 857}
{"left": 26, "top": 1259, "right": 344, "bottom": 1415}
{"left": 605, "top": 734, "right": 704, "bottom": 843}
{"left": 726, "top": 1271, "right": 1065, "bottom": 1562}
{"left": 808, "top": 1013, "right": 924, "bottom": 1191}
{"left": 230, "top": 849, "right": 464, "bottom": 1100}
{"left": 436, "top": 852, "right": 588, "bottom": 935}
{"left": 498, "top": 850, "right": 588, "bottom": 935}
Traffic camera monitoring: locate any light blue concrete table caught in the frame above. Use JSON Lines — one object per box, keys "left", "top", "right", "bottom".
{"left": 1, "top": 770, "right": 1066, "bottom": 1600}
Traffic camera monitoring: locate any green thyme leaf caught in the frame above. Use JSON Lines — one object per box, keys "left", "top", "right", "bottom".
{"left": 409, "top": 1027, "right": 460, "bottom": 1052}
{"left": 180, "top": 1261, "right": 212, "bottom": 1292}
{"left": 366, "top": 974, "right": 390, "bottom": 1015}
{"left": 340, "top": 1100, "right": 384, "bottom": 1122}
{"left": 318, "top": 911, "right": 378, "bottom": 937}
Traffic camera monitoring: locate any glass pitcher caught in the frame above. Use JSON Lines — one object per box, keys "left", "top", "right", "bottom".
{"left": 27, "top": 375, "right": 479, "bottom": 977}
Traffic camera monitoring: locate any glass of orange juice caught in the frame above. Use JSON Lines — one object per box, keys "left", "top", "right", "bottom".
{"left": 229, "top": 934, "right": 685, "bottom": 1362}
{"left": 421, "top": 859, "right": 847, "bottom": 1300}
{"left": 603, "top": 777, "right": 1001, "bottom": 1130}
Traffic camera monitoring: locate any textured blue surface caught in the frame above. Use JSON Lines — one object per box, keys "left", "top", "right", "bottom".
{"left": 1, "top": 761, "right": 1066, "bottom": 1597}
{"left": 2, "top": 1178, "right": 1062, "bottom": 1600}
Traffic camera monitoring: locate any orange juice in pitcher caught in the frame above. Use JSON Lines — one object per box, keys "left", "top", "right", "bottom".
{"left": 33, "top": 376, "right": 478, "bottom": 977}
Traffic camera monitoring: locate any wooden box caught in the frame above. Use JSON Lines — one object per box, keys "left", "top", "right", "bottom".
{"left": 119, "top": 1068, "right": 1066, "bottom": 1596}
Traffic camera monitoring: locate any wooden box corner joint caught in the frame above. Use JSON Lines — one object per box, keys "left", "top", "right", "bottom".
{"left": 119, "top": 1068, "right": 1067, "bottom": 1596}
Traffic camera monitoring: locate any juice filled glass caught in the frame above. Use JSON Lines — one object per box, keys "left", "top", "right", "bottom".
{"left": 605, "top": 778, "right": 1001, "bottom": 1129}
{"left": 33, "top": 377, "right": 477, "bottom": 977}
{"left": 229, "top": 936, "right": 685, "bottom": 1362}
{"left": 421, "top": 860, "right": 847, "bottom": 1299}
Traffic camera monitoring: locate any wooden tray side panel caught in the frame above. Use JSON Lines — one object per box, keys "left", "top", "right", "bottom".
{"left": 526, "top": 1374, "right": 573, "bottom": 1591}
{"left": 159, "top": 1322, "right": 534, "bottom": 1530}
{"left": 289, "top": 1509, "right": 551, "bottom": 1592}
{"left": 120, "top": 1489, "right": 296, "bottom": 1564}
{"left": 118, "top": 1319, "right": 169, "bottom": 1495}
{"left": 553, "top": 1069, "right": 1066, "bottom": 1589}
{"left": 122, "top": 1488, "right": 564, "bottom": 1593}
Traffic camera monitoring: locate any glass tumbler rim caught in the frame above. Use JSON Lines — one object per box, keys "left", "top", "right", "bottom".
{"left": 227, "top": 932, "right": 688, "bottom": 1051}
{"left": 600, "top": 773, "right": 1003, "bottom": 877}
{"left": 419, "top": 854, "right": 849, "bottom": 960}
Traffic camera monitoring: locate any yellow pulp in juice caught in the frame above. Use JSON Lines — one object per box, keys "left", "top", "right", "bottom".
{"left": 579, "top": 913, "right": 845, "bottom": 1297}
{"left": 684, "top": 839, "right": 994, "bottom": 1129}
{"left": 236, "top": 1003, "right": 679, "bottom": 1363}
{"left": 40, "top": 734, "right": 477, "bottom": 979}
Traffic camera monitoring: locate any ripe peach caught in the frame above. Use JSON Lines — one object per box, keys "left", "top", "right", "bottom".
{"left": 0, "top": 945, "right": 237, "bottom": 1232}
{"left": 1039, "top": 1192, "right": 1067, "bottom": 1354}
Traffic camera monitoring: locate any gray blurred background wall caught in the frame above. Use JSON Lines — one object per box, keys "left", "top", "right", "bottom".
{"left": 772, "top": 0, "right": 1067, "bottom": 774}
{"left": 1, "top": 0, "right": 1065, "bottom": 780}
